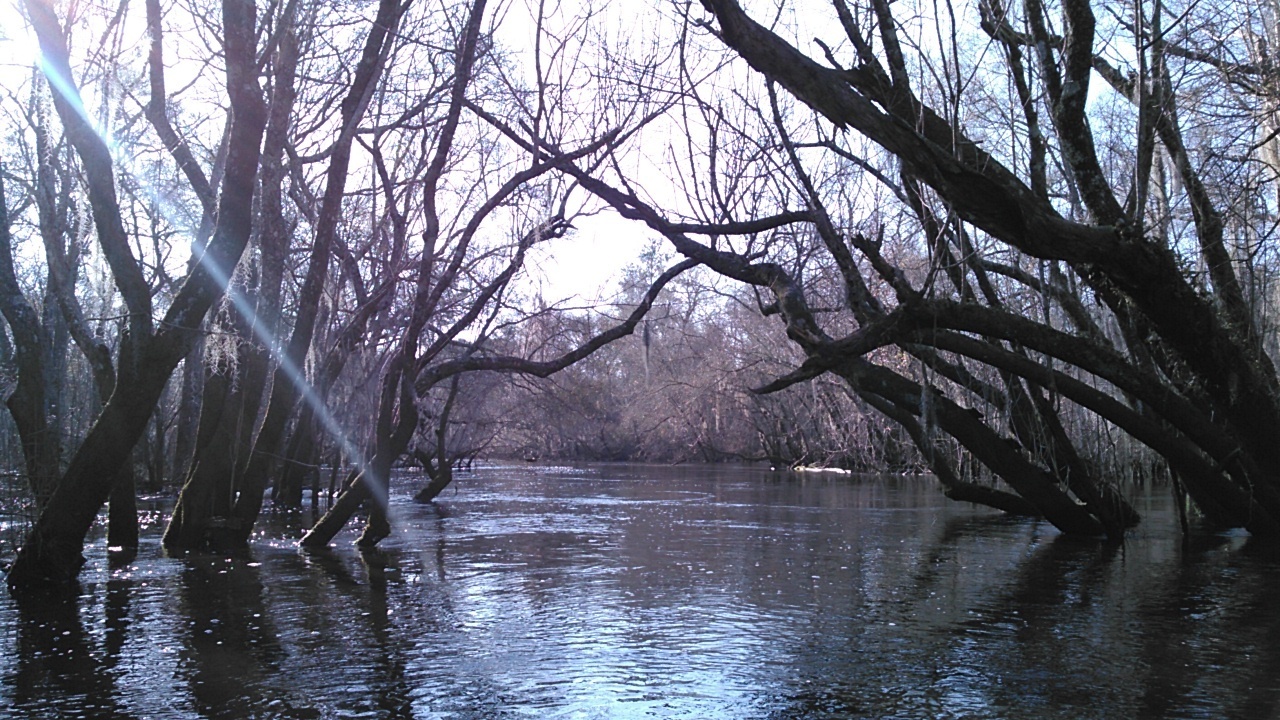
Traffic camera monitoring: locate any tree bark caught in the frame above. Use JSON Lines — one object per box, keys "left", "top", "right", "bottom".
{"left": 7, "top": 0, "right": 267, "bottom": 592}
{"left": 232, "top": 0, "right": 409, "bottom": 542}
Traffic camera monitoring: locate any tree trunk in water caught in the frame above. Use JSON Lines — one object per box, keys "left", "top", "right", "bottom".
{"left": 7, "top": 0, "right": 266, "bottom": 592}
{"left": 169, "top": 310, "right": 275, "bottom": 552}
{"left": 686, "top": 0, "right": 1280, "bottom": 534}
{"left": 164, "top": 365, "right": 245, "bottom": 551}
{"left": 231, "top": 0, "right": 407, "bottom": 544}
{"left": 9, "top": 358, "right": 200, "bottom": 588}
{"left": 834, "top": 359, "right": 1105, "bottom": 535}
{"left": 163, "top": 0, "right": 301, "bottom": 550}
{"left": 300, "top": 469, "right": 370, "bottom": 549}
{"left": 275, "top": 409, "right": 318, "bottom": 508}
{"left": 301, "top": 360, "right": 419, "bottom": 548}
{"left": 413, "top": 465, "right": 455, "bottom": 504}
{"left": 858, "top": 390, "right": 1041, "bottom": 517}
{"left": 413, "top": 375, "right": 463, "bottom": 503}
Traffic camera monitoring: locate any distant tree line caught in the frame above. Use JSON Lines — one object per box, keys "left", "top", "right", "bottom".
{"left": 461, "top": 246, "right": 923, "bottom": 471}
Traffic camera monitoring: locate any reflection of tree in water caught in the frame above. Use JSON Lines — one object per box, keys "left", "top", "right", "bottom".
{"left": 358, "top": 551, "right": 412, "bottom": 716}
{"left": 297, "top": 547, "right": 415, "bottom": 717}
{"left": 175, "top": 555, "right": 306, "bottom": 718}
{"left": 923, "top": 532, "right": 1280, "bottom": 719}
{"left": 104, "top": 553, "right": 135, "bottom": 671}
{"left": 11, "top": 593, "right": 136, "bottom": 719}
{"left": 302, "top": 538, "right": 512, "bottom": 718}
{"left": 761, "top": 511, "right": 1035, "bottom": 717}
{"left": 13, "top": 471, "right": 1280, "bottom": 718}
{"left": 761, "top": 511, "right": 1280, "bottom": 719}
{"left": 941, "top": 535, "right": 1122, "bottom": 714}
{"left": 1131, "top": 537, "right": 1280, "bottom": 720}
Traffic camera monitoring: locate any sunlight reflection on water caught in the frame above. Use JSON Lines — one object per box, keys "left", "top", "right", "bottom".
{"left": 3, "top": 464, "right": 1280, "bottom": 718}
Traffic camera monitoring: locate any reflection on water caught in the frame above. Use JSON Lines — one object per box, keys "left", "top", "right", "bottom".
{"left": 3, "top": 464, "right": 1280, "bottom": 718}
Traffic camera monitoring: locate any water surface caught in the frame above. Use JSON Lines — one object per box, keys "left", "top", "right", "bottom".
{"left": 2, "top": 464, "right": 1278, "bottom": 718}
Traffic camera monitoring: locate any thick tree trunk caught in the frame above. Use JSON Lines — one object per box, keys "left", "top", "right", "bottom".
{"left": 164, "top": 364, "right": 246, "bottom": 550}
{"left": 162, "top": 0, "right": 303, "bottom": 550}
{"left": 7, "top": 0, "right": 266, "bottom": 592}
{"left": 0, "top": 172, "right": 61, "bottom": 509}
{"left": 164, "top": 273, "right": 281, "bottom": 551}
{"left": 232, "top": 0, "right": 407, "bottom": 542}
{"left": 106, "top": 464, "right": 138, "bottom": 551}
{"left": 9, "top": 356, "right": 195, "bottom": 587}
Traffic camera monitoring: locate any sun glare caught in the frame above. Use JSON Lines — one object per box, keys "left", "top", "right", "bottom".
{"left": 3, "top": 0, "right": 396, "bottom": 522}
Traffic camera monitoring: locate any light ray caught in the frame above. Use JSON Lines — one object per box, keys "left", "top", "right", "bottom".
{"left": 33, "top": 48, "right": 401, "bottom": 536}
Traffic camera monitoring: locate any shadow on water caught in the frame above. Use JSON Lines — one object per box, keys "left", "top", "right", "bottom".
{"left": 357, "top": 550, "right": 412, "bottom": 717}
{"left": 293, "top": 546, "right": 418, "bottom": 718}
{"left": 11, "top": 592, "right": 135, "bottom": 719}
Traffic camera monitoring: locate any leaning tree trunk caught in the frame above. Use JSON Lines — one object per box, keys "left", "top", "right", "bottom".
{"left": 301, "top": 364, "right": 417, "bottom": 548}
{"left": 0, "top": 171, "right": 60, "bottom": 510}
{"left": 413, "top": 468, "right": 455, "bottom": 505}
{"left": 857, "top": 390, "right": 1040, "bottom": 516}
{"left": 230, "top": 0, "right": 407, "bottom": 543}
{"left": 6, "top": 0, "right": 267, "bottom": 592}
{"left": 31, "top": 102, "right": 143, "bottom": 548}
{"left": 413, "top": 375, "right": 463, "bottom": 503}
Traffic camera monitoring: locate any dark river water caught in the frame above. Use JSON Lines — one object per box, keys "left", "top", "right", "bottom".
{"left": 2, "top": 463, "right": 1280, "bottom": 719}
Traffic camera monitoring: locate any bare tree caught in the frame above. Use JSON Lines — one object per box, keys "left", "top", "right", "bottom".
{"left": 510, "top": 0, "right": 1280, "bottom": 537}
{"left": 7, "top": 0, "right": 268, "bottom": 590}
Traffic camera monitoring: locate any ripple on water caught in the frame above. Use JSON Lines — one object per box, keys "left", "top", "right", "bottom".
{"left": 3, "top": 465, "right": 1280, "bottom": 718}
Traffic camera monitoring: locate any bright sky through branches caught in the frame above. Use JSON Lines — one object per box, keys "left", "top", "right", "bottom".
{"left": 0, "top": 0, "right": 655, "bottom": 307}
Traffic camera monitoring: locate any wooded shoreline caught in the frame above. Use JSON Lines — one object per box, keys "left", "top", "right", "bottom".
{"left": 4, "top": 0, "right": 1280, "bottom": 590}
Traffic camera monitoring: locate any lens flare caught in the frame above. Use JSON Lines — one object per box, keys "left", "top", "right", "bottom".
{"left": 34, "top": 47, "right": 399, "bottom": 534}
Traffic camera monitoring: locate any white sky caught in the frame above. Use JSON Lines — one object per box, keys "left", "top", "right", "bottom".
{"left": 526, "top": 213, "right": 652, "bottom": 304}
{"left": 0, "top": 0, "right": 667, "bottom": 306}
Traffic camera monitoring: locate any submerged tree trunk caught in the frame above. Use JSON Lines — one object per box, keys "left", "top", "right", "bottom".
{"left": 230, "top": 0, "right": 408, "bottom": 544}
{"left": 106, "top": 465, "right": 138, "bottom": 551}
{"left": 163, "top": 339, "right": 254, "bottom": 550}
{"left": 6, "top": 0, "right": 267, "bottom": 592}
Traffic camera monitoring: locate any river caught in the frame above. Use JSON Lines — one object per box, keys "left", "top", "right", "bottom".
{"left": 1, "top": 463, "right": 1278, "bottom": 718}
